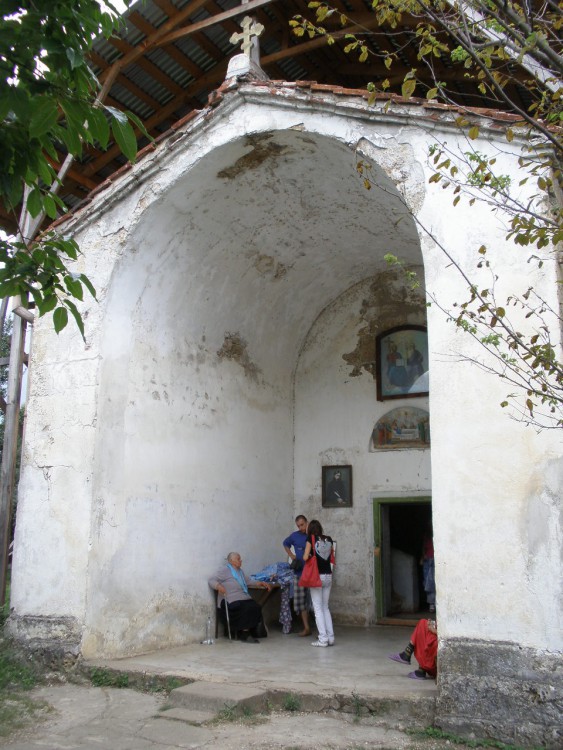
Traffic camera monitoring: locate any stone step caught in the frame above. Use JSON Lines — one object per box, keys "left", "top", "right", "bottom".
{"left": 168, "top": 681, "right": 269, "bottom": 716}
{"left": 157, "top": 707, "right": 217, "bottom": 725}
{"left": 165, "top": 681, "right": 435, "bottom": 729}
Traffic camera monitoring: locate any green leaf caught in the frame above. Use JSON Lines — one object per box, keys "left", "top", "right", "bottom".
{"left": 59, "top": 123, "right": 83, "bottom": 156}
{"left": 37, "top": 294, "right": 58, "bottom": 316}
{"left": 401, "top": 79, "right": 416, "bottom": 98}
{"left": 29, "top": 98, "right": 59, "bottom": 139}
{"left": 64, "top": 276, "right": 84, "bottom": 300}
{"left": 60, "top": 99, "right": 89, "bottom": 132}
{"left": 110, "top": 117, "right": 137, "bottom": 163}
{"left": 37, "top": 157, "right": 55, "bottom": 187}
{"left": 66, "top": 47, "right": 82, "bottom": 70}
{"left": 53, "top": 306, "right": 69, "bottom": 334}
{"left": 64, "top": 299, "right": 85, "bottom": 341}
{"left": 87, "top": 107, "right": 110, "bottom": 148}
{"left": 80, "top": 274, "right": 97, "bottom": 300}
{"left": 58, "top": 238, "right": 79, "bottom": 261}
{"left": 43, "top": 193, "right": 58, "bottom": 219}
{"left": 105, "top": 105, "right": 128, "bottom": 125}
{"left": 468, "top": 125, "right": 480, "bottom": 139}
{"left": 26, "top": 188, "right": 43, "bottom": 218}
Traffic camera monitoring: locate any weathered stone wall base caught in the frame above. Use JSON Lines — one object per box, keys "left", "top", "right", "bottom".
{"left": 436, "top": 638, "right": 562, "bottom": 749}
{"left": 6, "top": 614, "right": 82, "bottom": 668}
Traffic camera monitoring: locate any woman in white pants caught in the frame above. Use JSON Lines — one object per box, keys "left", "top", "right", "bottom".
{"left": 303, "top": 519, "right": 334, "bottom": 647}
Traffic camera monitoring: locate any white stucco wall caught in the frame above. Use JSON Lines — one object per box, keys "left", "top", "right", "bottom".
{"left": 10, "top": 83, "right": 562, "bottom": 658}
{"left": 423, "top": 186, "right": 563, "bottom": 647}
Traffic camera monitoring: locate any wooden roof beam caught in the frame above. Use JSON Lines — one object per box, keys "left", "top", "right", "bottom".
{"left": 262, "top": 13, "right": 383, "bottom": 65}
{"left": 108, "top": 37, "right": 186, "bottom": 95}
{"left": 100, "top": 0, "right": 281, "bottom": 85}
{"left": 155, "top": 0, "right": 281, "bottom": 46}
{"left": 81, "top": 60, "right": 229, "bottom": 176}
{"left": 128, "top": 10, "right": 209, "bottom": 80}
{"left": 99, "top": 0, "right": 210, "bottom": 84}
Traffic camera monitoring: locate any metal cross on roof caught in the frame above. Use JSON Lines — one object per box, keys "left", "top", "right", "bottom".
{"left": 230, "top": 15, "right": 264, "bottom": 58}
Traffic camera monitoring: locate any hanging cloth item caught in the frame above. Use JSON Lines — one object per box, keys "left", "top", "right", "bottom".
{"left": 227, "top": 563, "right": 249, "bottom": 595}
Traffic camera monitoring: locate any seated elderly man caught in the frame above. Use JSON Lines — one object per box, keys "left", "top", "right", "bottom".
{"left": 208, "top": 552, "right": 272, "bottom": 644}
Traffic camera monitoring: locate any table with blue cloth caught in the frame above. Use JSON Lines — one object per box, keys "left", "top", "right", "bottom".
{"left": 251, "top": 561, "right": 294, "bottom": 634}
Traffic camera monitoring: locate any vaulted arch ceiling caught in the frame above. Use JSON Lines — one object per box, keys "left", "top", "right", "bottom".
{"left": 105, "top": 128, "right": 422, "bottom": 371}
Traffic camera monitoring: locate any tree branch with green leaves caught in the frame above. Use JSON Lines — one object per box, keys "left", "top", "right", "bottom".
{"left": 293, "top": 1, "right": 563, "bottom": 427}
{"left": 1, "top": 0, "right": 150, "bottom": 337}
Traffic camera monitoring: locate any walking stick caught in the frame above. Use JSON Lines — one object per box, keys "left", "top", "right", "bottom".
{"left": 224, "top": 599, "right": 232, "bottom": 641}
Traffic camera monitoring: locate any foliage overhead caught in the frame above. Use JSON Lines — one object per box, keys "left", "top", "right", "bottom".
{"left": 0, "top": 0, "right": 146, "bottom": 336}
{"left": 293, "top": 1, "right": 563, "bottom": 428}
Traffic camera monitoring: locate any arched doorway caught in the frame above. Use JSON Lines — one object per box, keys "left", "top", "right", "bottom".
{"left": 14, "top": 115, "right": 430, "bottom": 655}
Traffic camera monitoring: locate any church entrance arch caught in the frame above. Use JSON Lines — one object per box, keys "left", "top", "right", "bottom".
{"left": 13, "top": 105, "right": 431, "bottom": 656}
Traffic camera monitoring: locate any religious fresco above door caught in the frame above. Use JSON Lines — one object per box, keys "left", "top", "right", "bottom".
{"left": 370, "top": 407, "right": 430, "bottom": 450}
{"left": 375, "top": 325, "right": 429, "bottom": 400}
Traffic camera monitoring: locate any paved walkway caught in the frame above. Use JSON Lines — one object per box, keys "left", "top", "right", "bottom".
{"left": 1, "top": 685, "right": 442, "bottom": 750}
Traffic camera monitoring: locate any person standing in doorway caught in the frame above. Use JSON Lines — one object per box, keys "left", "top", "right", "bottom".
{"left": 420, "top": 521, "right": 436, "bottom": 612}
{"left": 283, "top": 515, "right": 311, "bottom": 636}
{"left": 303, "top": 519, "right": 334, "bottom": 647}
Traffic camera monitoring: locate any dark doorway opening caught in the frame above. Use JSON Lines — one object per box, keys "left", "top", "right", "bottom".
{"left": 373, "top": 497, "right": 433, "bottom": 624}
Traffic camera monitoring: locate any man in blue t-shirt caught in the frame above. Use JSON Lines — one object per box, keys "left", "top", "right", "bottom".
{"left": 283, "top": 515, "right": 311, "bottom": 636}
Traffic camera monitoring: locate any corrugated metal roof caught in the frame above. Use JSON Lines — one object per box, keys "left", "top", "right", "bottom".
{"left": 0, "top": 0, "right": 530, "bottom": 233}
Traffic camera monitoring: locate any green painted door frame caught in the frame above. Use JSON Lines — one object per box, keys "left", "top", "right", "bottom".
{"left": 373, "top": 495, "right": 431, "bottom": 620}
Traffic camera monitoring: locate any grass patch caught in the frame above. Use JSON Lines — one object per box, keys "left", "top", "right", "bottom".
{"left": 209, "top": 702, "right": 267, "bottom": 727}
{"left": 90, "top": 667, "right": 129, "bottom": 689}
{"left": 0, "top": 636, "right": 49, "bottom": 739}
{"left": 216, "top": 702, "right": 237, "bottom": 721}
{"left": 0, "top": 581, "right": 9, "bottom": 628}
{"left": 87, "top": 667, "right": 186, "bottom": 694}
{"left": 412, "top": 727, "right": 543, "bottom": 750}
{"left": 282, "top": 692, "right": 301, "bottom": 712}
{"left": 147, "top": 676, "right": 184, "bottom": 693}
{"left": 0, "top": 645, "right": 38, "bottom": 692}
{"left": 214, "top": 702, "right": 258, "bottom": 722}
{"left": 350, "top": 691, "right": 365, "bottom": 720}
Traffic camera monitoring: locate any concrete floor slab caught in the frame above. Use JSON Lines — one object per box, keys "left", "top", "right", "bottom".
{"left": 85, "top": 625, "right": 436, "bottom": 701}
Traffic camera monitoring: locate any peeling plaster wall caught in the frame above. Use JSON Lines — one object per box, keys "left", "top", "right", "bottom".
{"left": 9, "top": 83, "right": 562, "bottom": 712}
